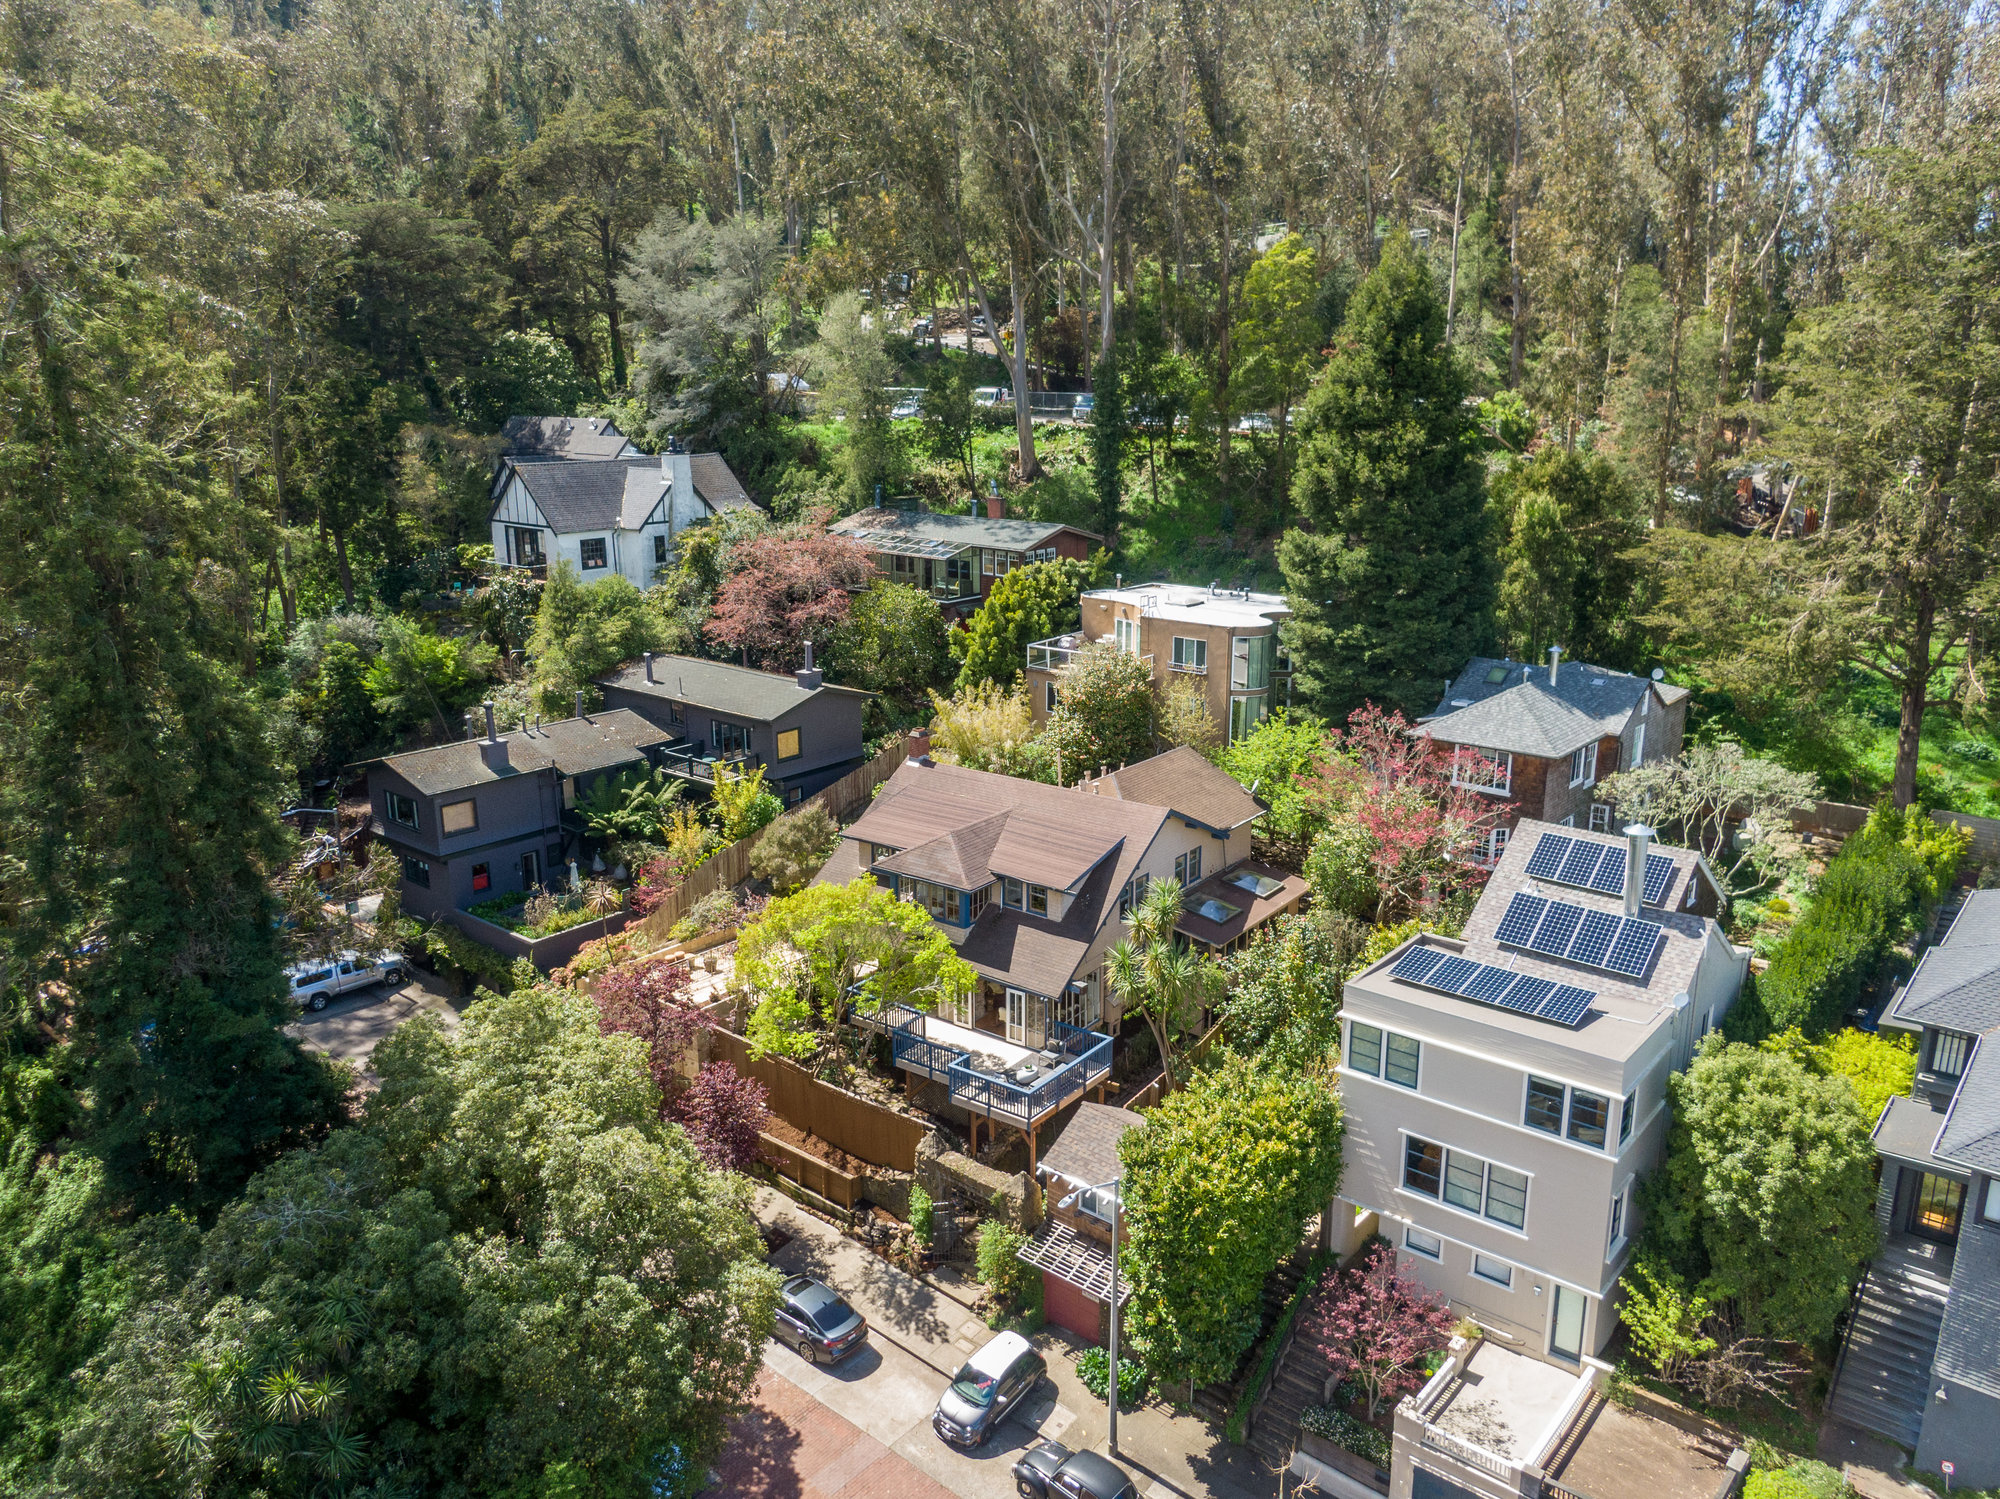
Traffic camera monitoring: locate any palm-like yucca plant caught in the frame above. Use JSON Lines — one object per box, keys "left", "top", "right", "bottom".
{"left": 1105, "top": 877, "right": 1224, "bottom": 1090}
{"left": 577, "top": 766, "right": 683, "bottom": 842}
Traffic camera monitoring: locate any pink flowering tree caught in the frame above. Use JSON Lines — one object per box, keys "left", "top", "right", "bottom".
{"left": 593, "top": 956, "right": 768, "bottom": 1170}
{"left": 1304, "top": 704, "right": 1502, "bottom": 922}
{"left": 1307, "top": 1241, "right": 1458, "bottom": 1419}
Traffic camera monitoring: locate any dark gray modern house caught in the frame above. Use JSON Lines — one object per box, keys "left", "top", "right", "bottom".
{"left": 597, "top": 652, "right": 872, "bottom": 804}
{"left": 361, "top": 706, "right": 675, "bottom": 919}
{"left": 1829, "top": 889, "right": 2000, "bottom": 1484}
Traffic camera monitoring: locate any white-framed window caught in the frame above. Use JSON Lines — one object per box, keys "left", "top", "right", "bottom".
{"left": 1483, "top": 826, "right": 1510, "bottom": 866}
{"left": 1172, "top": 636, "right": 1207, "bottom": 671}
{"left": 1027, "top": 883, "right": 1050, "bottom": 916}
{"left": 1640, "top": 690, "right": 1650, "bottom": 717}
{"left": 440, "top": 798, "right": 478, "bottom": 835}
{"left": 1608, "top": 1184, "right": 1629, "bottom": 1251}
{"left": 1003, "top": 876, "right": 1025, "bottom": 909}
{"left": 1452, "top": 746, "right": 1513, "bottom": 796}
{"left": 1472, "top": 1254, "right": 1514, "bottom": 1288}
{"left": 1115, "top": 616, "right": 1139, "bottom": 654}
{"left": 970, "top": 883, "right": 993, "bottom": 922}
{"left": 386, "top": 791, "right": 419, "bottom": 830}
{"left": 869, "top": 843, "right": 897, "bottom": 864}
{"left": 1560, "top": 815, "right": 1575, "bottom": 827}
{"left": 1404, "top": 1226, "right": 1443, "bottom": 1260}
{"left": 1569, "top": 742, "right": 1599, "bottom": 788}
{"left": 1930, "top": 1030, "right": 1973, "bottom": 1080}
{"left": 1632, "top": 723, "right": 1647, "bottom": 763}
{"left": 1589, "top": 803, "right": 1612, "bottom": 833}
{"left": 1349, "top": 1021, "right": 1419, "bottom": 1088}
{"left": 1174, "top": 847, "right": 1202, "bottom": 886}
{"left": 1984, "top": 1177, "right": 2000, "bottom": 1227}
{"left": 579, "top": 537, "right": 608, "bottom": 570}
{"left": 1619, "top": 1088, "right": 1638, "bottom": 1146}
{"left": 1051, "top": 974, "right": 1101, "bottom": 1031}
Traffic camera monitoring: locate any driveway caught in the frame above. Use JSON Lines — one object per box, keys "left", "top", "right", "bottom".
{"left": 287, "top": 968, "right": 465, "bottom": 1085}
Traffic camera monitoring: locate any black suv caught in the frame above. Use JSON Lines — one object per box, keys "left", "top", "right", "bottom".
{"left": 773, "top": 1276, "right": 867, "bottom": 1364}
{"left": 1012, "top": 1440, "right": 1140, "bottom": 1499}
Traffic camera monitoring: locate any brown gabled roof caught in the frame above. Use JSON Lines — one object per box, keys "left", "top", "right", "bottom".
{"left": 1099, "top": 747, "right": 1265, "bottom": 832}
{"left": 949, "top": 857, "right": 1121, "bottom": 996}
{"left": 874, "top": 813, "right": 1010, "bottom": 888}
{"left": 848, "top": 761, "right": 1164, "bottom": 894}
{"left": 1176, "top": 859, "right": 1310, "bottom": 948}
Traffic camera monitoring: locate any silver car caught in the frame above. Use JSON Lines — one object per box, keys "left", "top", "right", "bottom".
{"left": 287, "top": 951, "right": 405, "bottom": 1012}
{"left": 933, "top": 1331, "right": 1045, "bottom": 1448}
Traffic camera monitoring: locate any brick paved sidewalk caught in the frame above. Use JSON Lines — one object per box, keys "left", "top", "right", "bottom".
{"left": 713, "top": 1367, "right": 961, "bottom": 1499}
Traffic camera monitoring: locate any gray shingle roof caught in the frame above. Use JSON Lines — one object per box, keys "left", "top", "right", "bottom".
{"left": 1099, "top": 746, "right": 1266, "bottom": 832}
{"left": 368, "top": 709, "right": 673, "bottom": 795}
{"left": 501, "top": 415, "right": 636, "bottom": 460}
{"left": 1934, "top": 1039, "right": 2000, "bottom": 1173}
{"left": 1041, "top": 1102, "right": 1145, "bottom": 1187}
{"left": 691, "top": 453, "right": 755, "bottom": 511}
{"left": 598, "top": 655, "right": 869, "bottom": 724}
{"left": 832, "top": 506, "right": 1102, "bottom": 553}
{"left": 511, "top": 457, "right": 663, "bottom": 534}
{"left": 1872, "top": 1092, "right": 1950, "bottom": 1164}
{"left": 1932, "top": 1215, "right": 2000, "bottom": 1400}
{"left": 1883, "top": 891, "right": 2000, "bottom": 1035}
{"left": 1422, "top": 656, "right": 1677, "bottom": 759}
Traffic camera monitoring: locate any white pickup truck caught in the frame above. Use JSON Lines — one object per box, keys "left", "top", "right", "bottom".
{"left": 286, "top": 951, "right": 405, "bottom": 1012}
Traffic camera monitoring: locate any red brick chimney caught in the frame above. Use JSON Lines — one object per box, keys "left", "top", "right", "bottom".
{"left": 985, "top": 493, "right": 1006, "bottom": 520}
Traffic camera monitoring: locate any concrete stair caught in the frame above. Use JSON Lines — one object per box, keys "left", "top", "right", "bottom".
{"left": 1827, "top": 1244, "right": 1953, "bottom": 1450}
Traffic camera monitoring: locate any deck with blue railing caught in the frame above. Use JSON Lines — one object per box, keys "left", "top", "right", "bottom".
{"left": 855, "top": 1001, "right": 1113, "bottom": 1131}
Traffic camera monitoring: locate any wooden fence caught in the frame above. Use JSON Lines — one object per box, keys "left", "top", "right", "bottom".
{"left": 1118, "top": 1019, "right": 1226, "bottom": 1112}
{"left": 759, "top": 1130, "right": 867, "bottom": 1208}
{"left": 636, "top": 738, "right": 909, "bottom": 940}
{"left": 1793, "top": 799, "right": 2000, "bottom": 867}
{"left": 709, "top": 1027, "right": 929, "bottom": 1173}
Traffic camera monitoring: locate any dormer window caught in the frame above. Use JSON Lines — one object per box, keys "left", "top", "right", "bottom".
{"left": 1028, "top": 884, "right": 1050, "bottom": 916}
{"left": 1929, "top": 1029, "right": 1972, "bottom": 1081}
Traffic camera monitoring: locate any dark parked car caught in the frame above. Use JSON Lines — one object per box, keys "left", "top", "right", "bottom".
{"left": 774, "top": 1275, "right": 867, "bottom": 1364}
{"left": 933, "top": 1331, "right": 1045, "bottom": 1448}
{"left": 1012, "top": 1440, "right": 1140, "bottom": 1499}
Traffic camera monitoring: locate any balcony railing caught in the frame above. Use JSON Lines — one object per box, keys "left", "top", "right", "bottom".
{"left": 1026, "top": 633, "right": 1153, "bottom": 673}
{"left": 1168, "top": 660, "right": 1208, "bottom": 675}
{"left": 654, "top": 739, "right": 759, "bottom": 784}
{"left": 854, "top": 1001, "right": 1113, "bottom": 1128}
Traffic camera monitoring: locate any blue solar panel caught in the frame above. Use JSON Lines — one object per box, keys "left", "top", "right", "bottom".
{"left": 1642, "top": 854, "right": 1676, "bottom": 907}
{"left": 1497, "top": 975, "right": 1555, "bottom": 1013}
{"left": 1604, "top": 919, "right": 1664, "bottom": 978}
{"left": 1463, "top": 965, "right": 1519, "bottom": 1003}
{"left": 1525, "top": 834, "right": 1573, "bottom": 880}
{"left": 1538, "top": 985, "right": 1597, "bottom": 1026}
{"left": 1586, "top": 845, "right": 1628, "bottom": 896}
{"left": 1494, "top": 893, "right": 1549, "bottom": 948}
{"left": 1431, "top": 956, "right": 1481, "bottom": 994}
{"left": 1531, "top": 902, "right": 1583, "bottom": 957}
{"left": 1391, "top": 947, "right": 1447, "bottom": 984}
{"left": 1568, "top": 910, "right": 1621, "bottom": 968}
{"left": 1557, "top": 840, "right": 1604, "bottom": 886}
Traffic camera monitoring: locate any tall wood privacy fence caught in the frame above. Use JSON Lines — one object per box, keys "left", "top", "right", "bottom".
{"left": 1793, "top": 799, "right": 2000, "bottom": 867}
{"left": 636, "top": 739, "right": 908, "bottom": 939}
{"left": 709, "top": 1027, "right": 928, "bottom": 1173}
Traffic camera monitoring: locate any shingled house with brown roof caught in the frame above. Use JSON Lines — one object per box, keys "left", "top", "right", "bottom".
{"left": 1421, "top": 650, "right": 1690, "bottom": 864}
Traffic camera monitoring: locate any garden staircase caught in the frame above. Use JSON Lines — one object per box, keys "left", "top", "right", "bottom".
{"left": 1190, "top": 1238, "right": 1318, "bottom": 1425}
{"left": 1247, "top": 1325, "right": 1344, "bottom": 1473}
{"left": 1825, "top": 1237, "right": 1953, "bottom": 1449}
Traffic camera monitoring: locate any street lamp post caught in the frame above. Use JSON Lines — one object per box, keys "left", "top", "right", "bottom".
{"left": 1060, "top": 1174, "right": 1123, "bottom": 1456}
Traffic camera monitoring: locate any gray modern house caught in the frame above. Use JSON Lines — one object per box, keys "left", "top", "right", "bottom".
{"left": 1332, "top": 818, "right": 1747, "bottom": 1368}
{"left": 361, "top": 706, "right": 674, "bottom": 919}
{"left": 1830, "top": 889, "right": 2000, "bottom": 1484}
{"left": 597, "top": 651, "right": 873, "bottom": 804}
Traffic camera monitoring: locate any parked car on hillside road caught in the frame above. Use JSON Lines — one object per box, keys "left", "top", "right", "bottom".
{"left": 934, "top": 1331, "right": 1046, "bottom": 1448}
{"left": 1012, "top": 1441, "right": 1140, "bottom": 1499}
{"left": 774, "top": 1275, "right": 868, "bottom": 1364}
{"left": 287, "top": 951, "right": 405, "bottom": 1012}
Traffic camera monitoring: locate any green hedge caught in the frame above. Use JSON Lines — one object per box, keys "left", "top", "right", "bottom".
{"left": 1225, "top": 1248, "right": 1334, "bottom": 1446}
{"left": 1757, "top": 806, "right": 1966, "bottom": 1037}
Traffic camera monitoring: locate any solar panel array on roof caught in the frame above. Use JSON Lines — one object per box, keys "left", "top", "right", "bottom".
{"left": 1525, "top": 832, "right": 1676, "bottom": 906}
{"left": 1387, "top": 946, "right": 1597, "bottom": 1028}
{"left": 1495, "top": 891, "right": 1665, "bottom": 980}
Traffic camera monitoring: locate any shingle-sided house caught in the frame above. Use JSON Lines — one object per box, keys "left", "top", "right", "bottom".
{"left": 361, "top": 705, "right": 676, "bottom": 919}
{"left": 596, "top": 651, "right": 873, "bottom": 804}
{"left": 1420, "top": 651, "right": 1690, "bottom": 863}
{"left": 1332, "top": 818, "right": 1746, "bottom": 1369}
{"left": 1829, "top": 890, "right": 2000, "bottom": 1482}
{"left": 828, "top": 503, "right": 1101, "bottom": 616}
{"left": 489, "top": 442, "right": 755, "bottom": 587}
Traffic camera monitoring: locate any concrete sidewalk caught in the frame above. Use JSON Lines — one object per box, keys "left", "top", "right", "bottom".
{"left": 751, "top": 1186, "right": 1276, "bottom": 1499}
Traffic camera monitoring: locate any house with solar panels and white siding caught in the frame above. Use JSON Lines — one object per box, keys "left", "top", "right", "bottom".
{"left": 1329, "top": 818, "right": 1750, "bottom": 1369}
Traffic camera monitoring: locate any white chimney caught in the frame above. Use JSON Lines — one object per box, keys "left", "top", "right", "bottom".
{"left": 1548, "top": 645, "right": 1564, "bottom": 687}
{"left": 664, "top": 448, "right": 694, "bottom": 522}
{"left": 1624, "top": 823, "right": 1654, "bottom": 917}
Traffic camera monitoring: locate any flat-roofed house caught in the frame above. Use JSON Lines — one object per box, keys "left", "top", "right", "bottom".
{"left": 1333, "top": 818, "right": 1746, "bottom": 1369}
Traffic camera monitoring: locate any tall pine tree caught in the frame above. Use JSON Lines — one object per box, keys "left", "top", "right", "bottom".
{"left": 1279, "top": 236, "right": 1496, "bottom": 719}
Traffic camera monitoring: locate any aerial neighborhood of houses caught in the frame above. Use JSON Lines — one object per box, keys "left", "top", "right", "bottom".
{"left": 313, "top": 409, "right": 2000, "bottom": 1499}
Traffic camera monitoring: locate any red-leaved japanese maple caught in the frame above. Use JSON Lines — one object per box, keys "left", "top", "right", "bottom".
{"left": 674, "top": 1061, "right": 770, "bottom": 1171}
{"left": 703, "top": 529, "right": 874, "bottom": 672}
{"left": 1306, "top": 1240, "right": 1458, "bottom": 1419}
{"left": 1310, "top": 703, "right": 1502, "bottom": 921}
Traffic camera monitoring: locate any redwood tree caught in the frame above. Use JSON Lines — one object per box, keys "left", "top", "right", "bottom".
{"left": 1307, "top": 1241, "right": 1457, "bottom": 1419}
